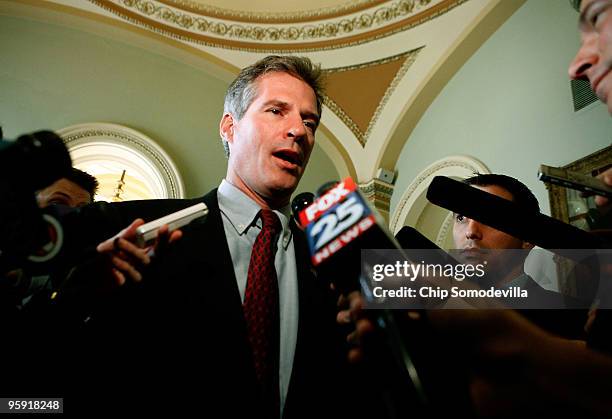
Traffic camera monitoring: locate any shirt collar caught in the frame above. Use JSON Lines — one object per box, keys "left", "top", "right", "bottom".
{"left": 218, "top": 179, "right": 293, "bottom": 249}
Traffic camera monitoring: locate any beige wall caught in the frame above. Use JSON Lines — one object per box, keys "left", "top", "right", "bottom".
{"left": 0, "top": 14, "right": 339, "bottom": 199}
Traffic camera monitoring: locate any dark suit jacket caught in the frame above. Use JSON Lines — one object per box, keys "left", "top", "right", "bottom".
{"left": 4, "top": 190, "right": 356, "bottom": 418}
{"left": 502, "top": 275, "right": 588, "bottom": 340}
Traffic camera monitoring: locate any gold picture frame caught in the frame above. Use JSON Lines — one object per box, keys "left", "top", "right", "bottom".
{"left": 546, "top": 145, "right": 612, "bottom": 297}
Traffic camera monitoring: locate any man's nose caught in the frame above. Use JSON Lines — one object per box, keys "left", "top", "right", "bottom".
{"left": 569, "top": 36, "right": 598, "bottom": 80}
{"left": 465, "top": 218, "right": 483, "bottom": 240}
{"left": 286, "top": 113, "right": 306, "bottom": 140}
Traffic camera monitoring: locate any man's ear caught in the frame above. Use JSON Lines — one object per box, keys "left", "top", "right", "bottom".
{"left": 522, "top": 241, "right": 535, "bottom": 250}
{"left": 219, "top": 113, "right": 235, "bottom": 144}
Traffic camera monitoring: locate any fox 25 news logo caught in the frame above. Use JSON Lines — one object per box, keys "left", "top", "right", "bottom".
{"left": 305, "top": 190, "right": 372, "bottom": 255}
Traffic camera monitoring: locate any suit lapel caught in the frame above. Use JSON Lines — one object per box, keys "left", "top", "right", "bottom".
{"left": 199, "top": 190, "right": 241, "bottom": 294}
{"left": 284, "top": 221, "right": 322, "bottom": 410}
{"left": 186, "top": 190, "right": 245, "bottom": 319}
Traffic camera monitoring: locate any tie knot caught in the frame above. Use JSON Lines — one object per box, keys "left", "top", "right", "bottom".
{"left": 260, "top": 209, "right": 281, "bottom": 235}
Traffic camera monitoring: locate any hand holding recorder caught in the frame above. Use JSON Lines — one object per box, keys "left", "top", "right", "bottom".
{"left": 538, "top": 165, "right": 612, "bottom": 212}
{"left": 96, "top": 203, "right": 207, "bottom": 286}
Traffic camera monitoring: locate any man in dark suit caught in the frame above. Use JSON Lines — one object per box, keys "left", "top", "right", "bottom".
{"left": 45, "top": 55, "right": 354, "bottom": 418}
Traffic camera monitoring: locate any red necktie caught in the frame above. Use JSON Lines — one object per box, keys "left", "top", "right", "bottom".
{"left": 243, "top": 209, "right": 281, "bottom": 418}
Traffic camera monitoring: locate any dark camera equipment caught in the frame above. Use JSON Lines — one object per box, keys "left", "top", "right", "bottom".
{"left": 0, "top": 131, "right": 72, "bottom": 272}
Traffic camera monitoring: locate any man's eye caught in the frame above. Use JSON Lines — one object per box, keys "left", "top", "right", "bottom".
{"left": 269, "top": 108, "right": 281, "bottom": 115}
{"left": 304, "top": 120, "right": 316, "bottom": 130}
{"left": 589, "top": 11, "right": 601, "bottom": 26}
{"left": 587, "top": 2, "right": 612, "bottom": 28}
{"left": 455, "top": 214, "right": 465, "bottom": 223}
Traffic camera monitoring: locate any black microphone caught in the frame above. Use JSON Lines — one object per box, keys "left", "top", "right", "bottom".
{"left": 291, "top": 192, "right": 314, "bottom": 227}
{"left": 395, "top": 225, "right": 460, "bottom": 267}
{"left": 395, "top": 226, "right": 441, "bottom": 250}
{"left": 300, "top": 178, "right": 471, "bottom": 417}
{"left": 426, "top": 176, "right": 607, "bottom": 252}
{"left": 299, "top": 178, "right": 401, "bottom": 292}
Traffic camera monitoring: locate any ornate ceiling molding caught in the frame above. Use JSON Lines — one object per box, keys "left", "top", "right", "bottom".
{"left": 359, "top": 178, "right": 394, "bottom": 215}
{"left": 389, "top": 155, "right": 490, "bottom": 234}
{"left": 323, "top": 47, "right": 423, "bottom": 146}
{"left": 87, "top": 0, "right": 466, "bottom": 51}
{"left": 435, "top": 211, "right": 454, "bottom": 248}
{"left": 157, "top": 0, "right": 386, "bottom": 23}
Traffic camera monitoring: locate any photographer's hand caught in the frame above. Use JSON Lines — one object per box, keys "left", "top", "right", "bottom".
{"left": 595, "top": 168, "right": 612, "bottom": 210}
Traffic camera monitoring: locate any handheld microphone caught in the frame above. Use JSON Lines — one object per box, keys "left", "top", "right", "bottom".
{"left": 395, "top": 226, "right": 440, "bottom": 250}
{"left": 395, "top": 225, "right": 460, "bottom": 267}
{"left": 299, "top": 178, "right": 401, "bottom": 292}
{"left": 291, "top": 192, "right": 314, "bottom": 228}
{"left": 299, "top": 178, "right": 472, "bottom": 416}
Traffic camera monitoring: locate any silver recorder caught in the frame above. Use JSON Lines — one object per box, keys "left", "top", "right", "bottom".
{"left": 135, "top": 202, "right": 208, "bottom": 247}
{"left": 538, "top": 164, "right": 612, "bottom": 198}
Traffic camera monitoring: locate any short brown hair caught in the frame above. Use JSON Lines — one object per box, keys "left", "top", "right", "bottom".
{"left": 66, "top": 168, "right": 98, "bottom": 203}
{"left": 221, "top": 55, "right": 325, "bottom": 157}
{"left": 463, "top": 173, "right": 540, "bottom": 214}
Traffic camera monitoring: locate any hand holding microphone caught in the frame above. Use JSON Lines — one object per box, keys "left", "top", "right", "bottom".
{"left": 298, "top": 178, "right": 473, "bottom": 416}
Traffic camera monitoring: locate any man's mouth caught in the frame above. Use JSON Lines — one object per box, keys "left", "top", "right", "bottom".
{"left": 460, "top": 247, "right": 487, "bottom": 258}
{"left": 272, "top": 149, "right": 302, "bottom": 167}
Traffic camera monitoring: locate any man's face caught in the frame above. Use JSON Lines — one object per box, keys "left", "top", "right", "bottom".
{"left": 453, "top": 184, "right": 531, "bottom": 268}
{"left": 453, "top": 185, "right": 533, "bottom": 285}
{"left": 569, "top": 0, "right": 612, "bottom": 113}
{"left": 36, "top": 178, "right": 92, "bottom": 208}
{"left": 221, "top": 72, "right": 318, "bottom": 207}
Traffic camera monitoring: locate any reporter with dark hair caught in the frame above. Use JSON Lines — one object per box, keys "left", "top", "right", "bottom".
{"left": 36, "top": 167, "right": 98, "bottom": 208}
{"left": 3, "top": 168, "right": 98, "bottom": 297}
{"left": 2, "top": 167, "right": 156, "bottom": 306}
